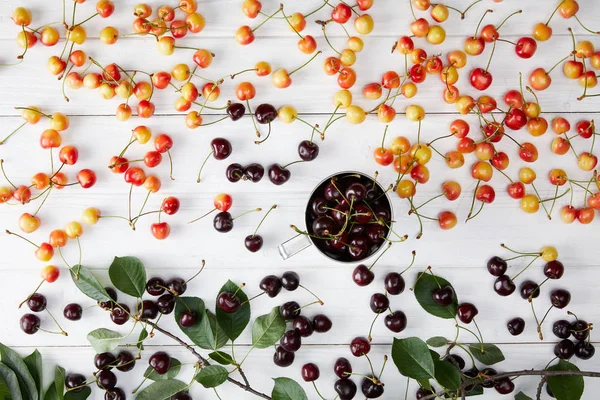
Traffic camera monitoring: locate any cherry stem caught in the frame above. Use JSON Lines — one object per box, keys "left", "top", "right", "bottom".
{"left": 580, "top": 55, "right": 590, "bottom": 100}
{"left": 73, "top": 12, "right": 98, "bottom": 28}
{"left": 540, "top": 187, "right": 570, "bottom": 204}
{"left": 428, "top": 133, "right": 454, "bottom": 146}
{"left": 280, "top": 6, "right": 303, "bottom": 40}
{"left": 368, "top": 242, "right": 392, "bottom": 271}
{"left": 511, "top": 255, "right": 540, "bottom": 281}
{"left": 5, "top": 229, "right": 38, "bottom": 248}
{"left": 18, "top": 280, "right": 45, "bottom": 309}
{"left": 167, "top": 150, "right": 174, "bottom": 180}
{"left": 233, "top": 208, "right": 262, "bottom": 221}
{"left": 119, "top": 137, "right": 137, "bottom": 158}
{"left": 33, "top": 186, "right": 52, "bottom": 217}
{"left": 412, "top": 193, "right": 446, "bottom": 213}
{"left": 547, "top": 185, "right": 560, "bottom": 218}
{"left": 282, "top": 159, "right": 305, "bottom": 169}
{"left": 408, "top": 0, "right": 417, "bottom": 20}
{"left": 537, "top": 305, "right": 555, "bottom": 338}
{"left": 496, "top": 10, "right": 522, "bottom": 31}
{"left": 408, "top": 197, "right": 424, "bottom": 239}
{"left": 230, "top": 68, "right": 257, "bottom": 80}
{"left": 312, "top": 382, "right": 327, "bottom": 400}
{"left": 14, "top": 107, "right": 52, "bottom": 119}
{"left": 485, "top": 39, "right": 497, "bottom": 73}
{"left": 545, "top": 1, "right": 563, "bottom": 26}
{"left": 496, "top": 38, "right": 517, "bottom": 46}
{"left": 568, "top": 27, "right": 577, "bottom": 58}
{"left": 289, "top": 51, "right": 322, "bottom": 76}
{"left": 252, "top": 5, "right": 283, "bottom": 33}
{"left": 196, "top": 150, "right": 214, "bottom": 183}
{"left": 0, "top": 121, "right": 27, "bottom": 145}
{"left": 573, "top": 15, "right": 600, "bottom": 35}
{"left": 132, "top": 191, "right": 151, "bottom": 228}
{"left": 530, "top": 183, "right": 552, "bottom": 220}
{"left": 416, "top": 120, "right": 422, "bottom": 144}
{"left": 189, "top": 208, "right": 216, "bottom": 224}
{"left": 473, "top": 10, "right": 493, "bottom": 39}
{"left": 368, "top": 312, "right": 381, "bottom": 341}
{"left": 246, "top": 100, "right": 260, "bottom": 137}
{"left": 293, "top": 300, "right": 323, "bottom": 313}
{"left": 298, "top": 284, "right": 324, "bottom": 306}
{"left": 127, "top": 184, "right": 133, "bottom": 225}
{"left": 466, "top": 180, "right": 481, "bottom": 220}
{"left": 255, "top": 122, "right": 272, "bottom": 144}
{"left": 239, "top": 291, "right": 265, "bottom": 307}
{"left": 46, "top": 308, "right": 68, "bottom": 336}
{"left": 251, "top": 205, "right": 277, "bottom": 237}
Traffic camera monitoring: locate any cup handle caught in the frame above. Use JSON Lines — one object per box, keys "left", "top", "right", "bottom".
{"left": 278, "top": 234, "right": 312, "bottom": 260}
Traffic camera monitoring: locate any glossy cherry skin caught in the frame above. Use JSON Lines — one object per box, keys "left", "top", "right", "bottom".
{"left": 227, "top": 102, "right": 246, "bottom": 121}
{"left": 27, "top": 293, "right": 47, "bottom": 312}
{"left": 268, "top": 164, "right": 291, "bottom": 185}
{"left": 280, "top": 301, "right": 301, "bottom": 320}
{"left": 255, "top": 103, "right": 277, "bottom": 124}
{"left": 281, "top": 271, "right": 300, "bottom": 291}
{"left": 470, "top": 68, "right": 493, "bottom": 91}
{"left": 20, "top": 314, "right": 40, "bottom": 334}
{"left": 494, "top": 275, "right": 516, "bottom": 296}
{"left": 213, "top": 212, "right": 233, "bottom": 233}
{"left": 64, "top": 303, "right": 83, "bottom": 321}
{"left": 244, "top": 163, "right": 265, "bottom": 182}
{"left": 432, "top": 285, "right": 454, "bottom": 306}
{"left": 575, "top": 341, "right": 595, "bottom": 360}
{"left": 352, "top": 264, "right": 374, "bottom": 286}
{"left": 149, "top": 351, "right": 171, "bottom": 374}
{"left": 520, "top": 280, "right": 540, "bottom": 299}
{"left": 167, "top": 278, "right": 187, "bottom": 296}
{"left": 146, "top": 277, "right": 166, "bottom": 296}
{"left": 334, "top": 357, "right": 352, "bottom": 379}
{"left": 110, "top": 304, "right": 130, "bottom": 325}
{"left": 226, "top": 163, "right": 245, "bottom": 182}
{"left": 217, "top": 292, "right": 240, "bottom": 313}
{"left": 554, "top": 339, "right": 575, "bottom": 359}
{"left": 97, "top": 370, "right": 117, "bottom": 390}
{"left": 335, "top": 378, "right": 358, "bottom": 400}
{"left": 550, "top": 289, "right": 571, "bottom": 308}
{"left": 65, "top": 373, "right": 86, "bottom": 392}
{"left": 298, "top": 140, "right": 320, "bottom": 161}
{"left": 457, "top": 303, "right": 478, "bottom": 324}
{"left": 362, "top": 377, "right": 384, "bottom": 398}
{"left": 553, "top": 320, "right": 572, "bottom": 339}
{"left": 384, "top": 311, "right": 407, "bottom": 333}
{"left": 544, "top": 260, "right": 564, "bottom": 279}
{"left": 350, "top": 337, "right": 371, "bottom": 357}
{"left": 515, "top": 37, "right": 537, "bottom": 59}
{"left": 370, "top": 293, "right": 389, "bottom": 313}
{"left": 313, "top": 314, "right": 332, "bottom": 332}
{"left": 179, "top": 311, "right": 197, "bottom": 327}
{"left": 273, "top": 346, "right": 295, "bottom": 367}
{"left": 259, "top": 275, "right": 282, "bottom": 297}
{"left": 245, "top": 234, "right": 263, "bottom": 252}
{"left": 116, "top": 351, "right": 135, "bottom": 372}
{"left": 138, "top": 300, "right": 158, "bottom": 320}
{"left": 507, "top": 317, "right": 525, "bottom": 336}
{"left": 571, "top": 320, "right": 590, "bottom": 341}
{"left": 495, "top": 378, "right": 515, "bottom": 394}
{"left": 301, "top": 363, "right": 320, "bottom": 382}
{"left": 384, "top": 272, "right": 405, "bottom": 295}
{"left": 293, "top": 316, "right": 314, "bottom": 337}
{"left": 487, "top": 256, "right": 507, "bottom": 276}
{"left": 157, "top": 294, "right": 176, "bottom": 314}
{"left": 211, "top": 138, "right": 232, "bottom": 160}
{"left": 95, "top": 352, "right": 117, "bottom": 370}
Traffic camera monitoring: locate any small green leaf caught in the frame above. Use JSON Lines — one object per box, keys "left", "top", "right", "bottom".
{"left": 271, "top": 377, "right": 308, "bottom": 400}
{"left": 209, "top": 352, "right": 235, "bottom": 365}
{"left": 64, "top": 386, "right": 91, "bottom": 400}
{"left": 252, "top": 307, "right": 286, "bottom": 349}
{"left": 144, "top": 358, "right": 181, "bottom": 381}
{"left": 469, "top": 343, "right": 505, "bottom": 365}
{"left": 87, "top": 328, "right": 123, "bottom": 353}
{"left": 54, "top": 366, "right": 65, "bottom": 400}
{"left": 414, "top": 274, "right": 458, "bottom": 319}
{"left": 417, "top": 379, "right": 432, "bottom": 391}
{"left": 70, "top": 266, "right": 111, "bottom": 303}
{"left": 434, "top": 359, "right": 461, "bottom": 390}
{"left": 137, "top": 328, "right": 149, "bottom": 351}
{"left": 0, "top": 362, "right": 23, "bottom": 400}
{"left": 391, "top": 337, "right": 436, "bottom": 380}
{"left": 23, "top": 349, "right": 43, "bottom": 397}
{"left": 426, "top": 336, "right": 448, "bottom": 348}
{"left": 136, "top": 379, "right": 188, "bottom": 400}
{"left": 194, "top": 366, "right": 229, "bottom": 388}
{"left": 547, "top": 360, "right": 584, "bottom": 400}
{"left": 108, "top": 256, "right": 146, "bottom": 298}
{"left": 215, "top": 280, "right": 250, "bottom": 341}
{"left": 43, "top": 382, "right": 59, "bottom": 400}
{"left": 0, "top": 343, "right": 38, "bottom": 400}
{"left": 515, "top": 391, "right": 533, "bottom": 400}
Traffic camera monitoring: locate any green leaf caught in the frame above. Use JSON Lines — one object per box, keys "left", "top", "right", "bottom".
{"left": 469, "top": 343, "right": 505, "bottom": 365}
{"left": 137, "top": 328, "right": 149, "bottom": 351}
{"left": 0, "top": 370, "right": 13, "bottom": 400}
{"left": 64, "top": 387, "right": 91, "bottom": 400}
{"left": 414, "top": 273, "right": 458, "bottom": 319}
{"left": 426, "top": 336, "right": 448, "bottom": 348}
{"left": 174, "top": 297, "right": 214, "bottom": 348}
{"left": 43, "top": 383, "right": 58, "bottom": 400}
{"left": 136, "top": 379, "right": 188, "bottom": 400}
{"left": 143, "top": 358, "right": 181, "bottom": 381}
{"left": 433, "top": 359, "right": 461, "bottom": 390}
{"left": 108, "top": 256, "right": 146, "bottom": 298}
{"left": 271, "top": 377, "right": 308, "bottom": 400}
{"left": 0, "top": 343, "right": 38, "bottom": 400}
{"left": 23, "top": 350, "right": 43, "bottom": 399}
{"left": 391, "top": 337, "right": 435, "bottom": 380}
{"left": 252, "top": 307, "right": 286, "bottom": 349}
{"left": 0, "top": 362, "right": 23, "bottom": 400}
{"left": 417, "top": 379, "right": 432, "bottom": 391}
{"left": 515, "top": 392, "right": 533, "bottom": 400}
{"left": 54, "top": 366, "right": 65, "bottom": 400}
{"left": 547, "top": 360, "right": 584, "bottom": 400}
{"left": 86, "top": 328, "right": 123, "bottom": 353}
{"left": 209, "top": 352, "right": 235, "bottom": 365}
{"left": 70, "top": 266, "right": 110, "bottom": 303}
{"left": 465, "top": 385, "right": 484, "bottom": 397}
{"left": 215, "top": 280, "right": 250, "bottom": 341}
{"left": 194, "top": 366, "right": 229, "bottom": 388}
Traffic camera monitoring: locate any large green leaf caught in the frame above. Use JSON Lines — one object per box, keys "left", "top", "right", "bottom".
{"left": 515, "top": 392, "right": 533, "bottom": 400}
{"left": 271, "top": 377, "right": 308, "bottom": 400}
{"left": 174, "top": 297, "right": 215, "bottom": 348}
{"left": 87, "top": 328, "right": 123, "bottom": 353}
{"left": 136, "top": 379, "right": 188, "bottom": 400}
{"left": 391, "top": 337, "right": 436, "bottom": 380}
{"left": 215, "top": 280, "right": 250, "bottom": 341}
{"left": 433, "top": 359, "right": 461, "bottom": 390}
{"left": 208, "top": 352, "right": 235, "bottom": 365}
{"left": 64, "top": 387, "right": 91, "bottom": 400}
{"left": 108, "top": 256, "right": 146, "bottom": 298}
{"left": 194, "top": 366, "right": 229, "bottom": 388}
{"left": 0, "top": 363, "right": 22, "bottom": 400}
{"left": 54, "top": 366, "right": 65, "bottom": 400}
{"left": 252, "top": 307, "right": 286, "bottom": 349}
{"left": 547, "top": 360, "right": 584, "bottom": 400}
{"left": 414, "top": 274, "right": 458, "bottom": 319}
{"left": 43, "top": 383, "right": 58, "bottom": 400}
{"left": 23, "top": 350, "right": 42, "bottom": 399}
{"left": 144, "top": 358, "right": 181, "bottom": 381}
{"left": 0, "top": 343, "right": 38, "bottom": 400}
{"left": 469, "top": 343, "right": 505, "bottom": 366}
{"left": 70, "top": 266, "right": 111, "bottom": 303}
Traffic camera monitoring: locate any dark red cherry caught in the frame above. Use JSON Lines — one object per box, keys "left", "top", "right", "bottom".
{"left": 105, "top": 388, "right": 126, "bottom": 400}
{"left": 575, "top": 341, "right": 595, "bottom": 360}
{"left": 167, "top": 278, "right": 187, "bottom": 295}
{"left": 550, "top": 289, "right": 571, "bottom": 309}
{"left": 554, "top": 339, "right": 575, "bottom": 359}
{"left": 310, "top": 197, "right": 328, "bottom": 216}
{"left": 280, "top": 301, "right": 301, "bottom": 320}
{"left": 268, "top": 164, "right": 291, "bottom": 185}
{"left": 494, "top": 275, "right": 516, "bottom": 296}
{"left": 553, "top": 320, "right": 571, "bottom": 339}
{"left": 494, "top": 378, "right": 514, "bottom": 394}
{"left": 507, "top": 317, "right": 525, "bottom": 336}
{"left": 352, "top": 264, "right": 374, "bottom": 286}
{"left": 95, "top": 352, "right": 117, "bottom": 370}
{"left": 179, "top": 311, "right": 197, "bottom": 327}
{"left": 334, "top": 357, "right": 352, "bottom": 379}
{"left": 27, "top": 293, "right": 47, "bottom": 312}
{"left": 259, "top": 275, "right": 282, "bottom": 297}
{"left": 348, "top": 235, "right": 369, "bottom": 260}
{"left": 255, "top": 103, "right": 277, "bottom": 124}
{"left": 571, "top": 320, "right": 590, "bottom": 341}
{"left": 334, "top": 378, "right": 358, "bottom": 400}
{"left": 384, "top": 311, "right": 407, "bottom": 333}
{"left": 110, "top": 304, "right": 130, "bottom": 325}
{"left": 312, "top": 215, "right": 336, "bottom": 236}
{"left": 217, "top": 292, "right": 240, "bottom": 313}
{"left": 65, "top": 373, "right": 86, "bottom": 393}
{"left": 350, "top": 336, "right": 371, "bottom": 357}
{"left": 137, "top": 300, "right": 158, "bottom": 320}
{"left": 244, "top": 163, "right": 264, "bottom": 182}
{"left": 98, "top": 287, "right": 118, "bottom": 310}
{"left": 324, "top": 181, "right": 342, "bottom": 201}
{"left": 116, "top": 351, "right": 135, "bottom": 372}
{"left": 487, "top": 256, "right": 507, "bottom": 276}
{"left": 226, "top": 163, "right": 245, "bottom": 182}
{"left": 20, "top": 314, "right": 40, "bottom": 334}
{"left": 64, "top": 303, "right": 83, "bottom": 321}
{"left": 281, "top": 271, "right": 299, "bottom": 291}
{"left": 213, "top": 211, "right": 234, "bottom": 233}
{"left": 313, "top": 314, "right": 332, "bottom": 332}
{"left": 97, "top": 370, "right": 117, "bottom": 390}
{"left": 149, "top": 351, "right": 171, "bottom": 374}
{"left": 349, "top": 224, "right": 366, "bottom": 236}
{"left": 157, "top": 293, "right": 176, "bottom": 314}
{"left": 210, "top": 138, "right": 232, "bottom": 160}
{"left": 370, "top": 293, "right": 389, "bottom": 313}
{"left": 298, "top": 140, "right": 319, "bottom": 161}
{"left": 520, "top": 280, "right": 540, "bottom": 299}
{"left": 227, "top": 102, "right": 246, "bottom": 121}
{"left": 146, "top": 277, "right": 166, "bottom": 296}
{"left": 280, "top": 330, "right": 302, "bottom": 352}
{"left": 273, "top": 346, "right": 295, "bottom": 367}
{"left": 457, "top": 303, "right": 478, "bottom": 324}
{"left": 361, "top": 376, "right": 384, "bottom": 398}
{"left": 432, "top": 285, "right": 454, "bottom": 306}
{"left": 244, "top": 234, "right": 263, "bottom": 252}
{"left": 345, "top": 182, "right": 367, "bottom": 202}
{"left": 544, "top": 260, "right": 564, "bottom": 279}
{"left": 293, "top": 316, "right": 314, "bottom": 337}
{"left": 384, "top": 272, "right": 405, "bottom": 295}
{"left": 301, "top": 363, "right": 320, "bottom": 382}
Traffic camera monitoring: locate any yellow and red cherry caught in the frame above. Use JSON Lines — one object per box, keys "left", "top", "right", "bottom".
{"left": 99, "top": 26, "right": 118, "bottom": 45}
{"left": 334, "top": 90, "right": 352, "bottom": 108}
{"left": 187, "top": 13, "right": 205, "bottom": 33}
{"left": 505, "top": 108, "right": 527, "bottom": 130}
{"left": 214, "top": 193, "right": 233, "bottom": 212}
{"left": 515, "top": 37, "right": 537, "bottom": 59}
{"left": 65, "top": 221, "right": 83, "bottom": 239}
{"left": 449, "top": 119, "right": 470, "bottom": 138}
{"left": 411, "top": 164, "right": 430, "bottom": 184}
{"left": 236, "top": 25, "right": 255, "bottom": 45}
{"left": 507, "top": 182, "right": 525, "bottom": 199}
{"left": 482, "top": 122, "right": 504, "bottom": 142}
{"left": 577, "top": 208, "right": 595, "bottom": 224}
{"left": 133, "top": 3, "right": 151, "bottom": 17}
{"left": 363, "top": 83, "right": 382, "bottom": 100}
{"left": 395, "top": 36, "right": 414, "bottom": 55}
{"left": 427, "top": 25, "right": 445, "bottom": 44}
{"left": 331, "top": 3, "right": 351, "bottom": 23}
{"left": 447, "top": 50, "right": 467, "bottom": 68}
{"left": 13, "top": 185, "right": 32, "bottom": 204}
{"left": 66, "top": 26, "right": 87, "bottom": 44}
{"left": 410, "top": 18, "right": 430, "bottom": 37}
{"left": 396, "top": 180, "right": 416, "bottom": 198}
{"left": 438, "top": 211, "right": 457, "bottom": 230}
{"left": 564, "top": 60, "right": 583, "bottom": 79}
{"left": 491, "top": 152, "right": 509, "bottom": 170}
{"left": 410, "top": 144, "right": 432, "bottom": 165}
{"left": 288, "top": 13, "right": 306, "bottom": 32}
{"left": 413, "top": 0, "right": 430, "bottom": 10}
{"left": 527, "top": 117, "right": 548, "bottom": 137}
{"left": 157, "top": 36, "right": 175, "bottom": 55}
{"left": 442, "top": 181, "right": 462, "bottom": 201}
{"left": 410, "top": 48, "right": 427, "bottom": 64}
{"left": 47, "top": 56, "right": 66, "bottom": 76}
{"left": 477, "top": 96, "right": 497, "bottom": 114}
{"left": 445, "top": 150, "right": 464, "bottom": 169}
{"left": 551, "top": 117, "right": 571, "bottom": 134}
{"left": 504, "top": 89, "right": 524, "bottom": 108}
{"left": 355, "top": 14, "right": 374, "bottom": 35}
{"left": 578, "top": 152, "right": 598, "bottom": 171}
{"left": 339, "top": 49, "right": 356, "bottom": 66}
{"left": 51, "top": 173, "right": 67, "bottom": 189}
{"left": 464, "top": 36, "right": 485, "bottom": 56}
{"left": 347, "top": 36, "right": 363, "bottom": 52}
{"left": 377, "top": 105, "right": 396, "bottom": 123}
{"left": 579, "top": 71, "right": 598, "bottom": 89}
{"left": 576, "top": 120, "right": 594, "bottom": 139}
{"left": 471, "top": 161, "right": 493, "bottom": 182}
{"left": 77, "top": 169, "right": 96, "bottom": 189}
{"left": 236, "top": 82, "right": 256, "bottom": 101}
{"left": 172, "top": 63, "right": 190, "bottom": 81}
{"left": 529, "top": 68, "right": 551, "bottom": 91}
{"left": 49, "top": 229, "right": 68, "bottom": 248}
{"left": 403, "top": 82, "right": 418, "bottom": 98}
{"left": 255, "top": 61, "right": 271, "bottom": 76}
{"left": 394, "top": 155, "right": 414, "bottom": 174}
{"left": 242, "top": 0, "right": 262, "bottom": 18}
{"left": 475, "top": 184, "right": 496, "bottom": 204}
{"left": 143, "top": 151, "right": 162, "bottom": 168}
{"left": 162, "top": 197, "right": 180, "bottom": 215}
{"left": 19, "top": 213, "right": 40, "bottom": 233}
{"left": 382, "top": 71, "right": 400, "bottom": 89}
{"left": 110, "top": 156, "right": 128, "bottom": 174}
{"left": 31, "top": 173, "right": 50, "bottom": 190}
{"left": 35, "top": 242, "right": 54, "bottom": 262}
{"left": 133, "top": 81, "right": 152, "bottom": 100}
{"left": 151, "top": 222, "right": 171, "bottom": 240}
{"left": 144, "top": 176, "right": 161, "bottom": 193}
{"left": 41, "top": 265, "right": 60, "bottom": 283}
{"left": 431, "top": 4, "right": 448, "bottom": 22}
{"left": 40, "top": 27, "right": 59, "bottom": 46}
{"left": 457, "top": 137, "right": 476, "bottom": 154}
{"left": 346, "top": 105, "right": 366, "bottom": 124}
{"left": 83, "top": 73, "right": 102, "bottom": 89}
{"left": 12, "top": 7, "right": 32, "bottom": 26}
{"left": 409, "top": 64, "right": 426, "bottom": 83}
{"left": 82, "top": 208, "right": 101, "bottom": 225}
{"left": 180, "top": 0, "right": 198, "bottom": 14}
{"left": 575, "top": 41, "right": 594, "bottom": 59}
{"left": 519, "top": 167, "right": 536, "bottom": 184}
{"left": 298, "top": 35, "right": 317, "bottom": 54}
{"left": 132, "top": 17, "right": 151, "bottom": 35}
{"left": 16, "top": 31, "right": 37, "bottom": 49}
{"left": 193, "top": 49, "right": 213, "bottom": 68}
{"left": 520, "top": 194, "right": 540, "bottom": 214}
{"left": 324, "top": 57, "right": 341, "bottom": 75}
{"left": 374, "top": 148, "right": 394, "bottom": 166}
{"left": 533, "top": 22, "right": 552, "bottom": 41}
{"left": 338, "top": 67, "right": 357, "bottom": 89}
{"left": 560, "top": 205, "right": 577, "bottom": 223}
{"left": 481, "top": 24, "right": 498, "bottom": 43}
{"left": 549, "top": 169, "right": 567, "bottom": 186}
{"left": 170, "top": 20, "right": 188, "bottom": 38}
{"left": 158, "top": 5, "right": 175, "bottom": 21}
{"left": 125, "top": 167, "right": 146, "bottom": 186}
{"left": 391, "top": 136, "right": 411, "bottom": 155}
{"left": 519, "top": 142, "right": 539, "bottom": 163}
{"left": 357, "top": 0, "right": 373, "bottom": 10}
{"left": 137, "top": 100, "right": 155, "bottom": 118}
{"left": 425, "top": 57, "right": 443, "bottom": 74}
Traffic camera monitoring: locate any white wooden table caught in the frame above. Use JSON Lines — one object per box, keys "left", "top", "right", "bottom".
{"left": 1, "top": 0, "right": 600, "bottom": 398}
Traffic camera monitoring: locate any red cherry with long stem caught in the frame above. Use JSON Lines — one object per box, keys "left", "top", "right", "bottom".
{"left": 189, "top": 193, "right": 233, "bottom": 224}
{"left": 480, "top": 9, "right": 522, "bottom": 43}
{"left": 470, "top": 40, "right": 496, "bottom": 91}
{"left": 464, "top": 9, "right": 493, "bottom": 56}
{"left": 244, "top": 204, "right": 277, "bottom": 252}
{"left": 529, "top": 52, "right": 574, "bottom": 91}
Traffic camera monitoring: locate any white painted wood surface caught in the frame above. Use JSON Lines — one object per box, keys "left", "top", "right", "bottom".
{"left": 1, "top": 0, "right": 600, "bottom": 399}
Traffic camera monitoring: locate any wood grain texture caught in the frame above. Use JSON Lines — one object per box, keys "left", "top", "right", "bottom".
{"left": 1, "top": 0, "right": 600, "bottom": 399}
